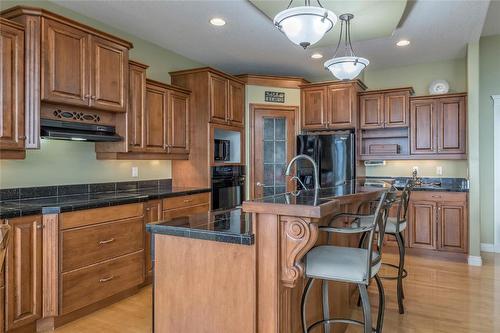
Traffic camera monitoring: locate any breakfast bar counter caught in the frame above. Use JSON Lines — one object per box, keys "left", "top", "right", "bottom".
{"left": 149, "top": 180, "right": 390, "bottom": 333}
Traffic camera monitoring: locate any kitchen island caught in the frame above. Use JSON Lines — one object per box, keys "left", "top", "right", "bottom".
{"left": 147, "top": 180, "right": 390, "bottom": 333}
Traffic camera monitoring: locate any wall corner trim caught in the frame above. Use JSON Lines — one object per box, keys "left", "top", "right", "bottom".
{"left": 492, "top": 95, "right": 500, "bottom": 256}
{"left": 467, "top": 255, "right": 483, "bottom": 266}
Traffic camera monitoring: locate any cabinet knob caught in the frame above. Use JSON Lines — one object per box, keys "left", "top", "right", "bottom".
{"left": 36, "top": 224, "right": 44, "bottom": 229}
{"left": 18, "top": 136, "right": 26, "bottom": 140}
{"left": 91, "top": 96, "right": 96, "bottom": 100}
{"left": 146, "top": 207, "right": 151, "bottom": 212}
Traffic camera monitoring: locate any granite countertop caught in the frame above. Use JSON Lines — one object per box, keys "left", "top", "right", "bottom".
{"left": 0, "top": 185, "right": 211, "bottom": 219}
{"left": 146, "top": 208, "right": 253, "bottom": 246}
{"left": 364, "top": 176, "right": 469, "bottom": 192}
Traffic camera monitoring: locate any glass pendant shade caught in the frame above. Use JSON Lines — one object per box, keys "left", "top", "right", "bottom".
{"left": 324, "top": 56, "right": 369, "bottom": 80}
{"left": 274, "top": 6, "right": 336, "bottom": 49}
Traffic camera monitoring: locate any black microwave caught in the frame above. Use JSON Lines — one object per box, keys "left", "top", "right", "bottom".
{"left": 214, "top": 139, "right": 230, "bottom": 161}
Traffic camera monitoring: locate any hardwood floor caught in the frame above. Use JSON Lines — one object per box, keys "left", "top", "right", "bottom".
{"left": 50, "top": 253, "right": 500, "bottom": 333}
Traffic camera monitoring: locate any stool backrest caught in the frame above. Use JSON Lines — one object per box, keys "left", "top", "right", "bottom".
{"left": 365, "top": 190, "right": 391, "bottom": 282}
{"left": 0, "top": 224, "right": 11, "bottom": 272}
{"left": 396, "top": 180, "right": 414, "bottom": 225}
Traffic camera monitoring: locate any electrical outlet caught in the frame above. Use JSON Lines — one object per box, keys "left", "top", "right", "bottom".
{"left": 436, "top": 166, "right": 443, "bottom": 176}
{"left": 412, "top": 166, "right": 419, "bottom": 174}
{"left": 131, "top": 166, "right": 139, "bottom": 178}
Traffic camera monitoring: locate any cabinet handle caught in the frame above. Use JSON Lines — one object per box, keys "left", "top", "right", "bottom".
{"left": 99, "top": 276, "right": 114, "bottom": 283}
{"left": 183, "top": 199, "right": 193, "bottom": 203}
{"left": 431, "top": 195, "right": 441, "bottom": 198}
{"left": 146, "top": 207, "right": 151, "bottom": 212}
{"left": 91, "top": 96, "right": 96, "bottom": 100}
{"left": 18, "top": 136, "right": 26, "bottom": 140}
{"left": 36, "top": 224, "right": 44, "bottom": 229}
{"left": 98, "top": 238, "right": 115, "bottom": 245}
{"left": 84, "top": 94, "right": 90, "bottom": 99}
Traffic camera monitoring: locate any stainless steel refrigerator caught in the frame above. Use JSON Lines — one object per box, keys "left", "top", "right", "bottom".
{"left": 296, "top": 131, "right": 355, "bottom": 188}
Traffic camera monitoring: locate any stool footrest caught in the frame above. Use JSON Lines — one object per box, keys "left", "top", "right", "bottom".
{"left": 379, "top": 262, "right": 408, "bottom": 280}
{"left": 307, "top": 318, "right": 371, "bottom": 332}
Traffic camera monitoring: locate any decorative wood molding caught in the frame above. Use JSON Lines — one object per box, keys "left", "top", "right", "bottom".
{"left": 279, "top": 216, "right": 318, "bottom": 288}
{"left": 299, "top": 79, "right": 367, "bottom": 91}
{"left": 359, "top": 86, "right": 415, "bottom": 96}
{"left": 169, "top": 67, "right": 245, "bottom": 84}
{"left": 42, "top": 214, "right": 59, "bottom": 317}
{"left": 236, "top": 74, "right": 309, "bottom": 89}
{"left": 145, "top": 78, "right": 191, "bottom": 95}
{"left": 411, "top": 92, "right": 467, "bottom": 101}
{"left": 492, "top": 95, "right": 500, "bottom": 253}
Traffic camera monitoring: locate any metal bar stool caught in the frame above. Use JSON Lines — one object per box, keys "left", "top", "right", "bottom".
{"left": 300, "top": 191, "right": 392, "bottom": 333}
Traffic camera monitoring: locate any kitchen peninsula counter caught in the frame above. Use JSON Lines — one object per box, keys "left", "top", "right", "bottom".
{"left": 150, "top": 179, "right": 389, "bottom": 333}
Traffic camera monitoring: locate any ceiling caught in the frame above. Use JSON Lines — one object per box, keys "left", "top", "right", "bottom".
{"left": 51, "top": 0, "right": 493, "bottom": 81}
{"left": 482, "top": 0, "right": 500, "bottom": 37}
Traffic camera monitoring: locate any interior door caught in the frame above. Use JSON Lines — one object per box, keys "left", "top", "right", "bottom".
{"left": 251, "top": 105, "right": 296, "bottom": 199}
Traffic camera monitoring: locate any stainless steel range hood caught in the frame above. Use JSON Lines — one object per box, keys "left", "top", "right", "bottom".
{"left": 40, "top": 119, "right": 122, "bottom": 142}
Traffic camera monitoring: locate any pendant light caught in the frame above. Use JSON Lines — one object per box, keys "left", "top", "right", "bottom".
{"left": 274, "top": 0, "right": 337, "bottom": 49}
{"left": 324, "top": 14, "right": 369, "bottom": 80}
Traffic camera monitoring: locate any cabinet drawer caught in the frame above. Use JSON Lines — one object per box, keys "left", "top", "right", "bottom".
{"left": 162, "top": 192, "right": 210, "bottom": 210}
{"left": 61, "top": 250, "right": 144, "bottom": 315}
{"left": 60, "top": 203, "right": 144, "bottom": 229}
{"left": 410, "top": 191, "right": 466, "bottom": 202}
{"left": 162, "top": 204, "right": 210, "bottom": 221}
{"left": 62, "top": 217, "right": 144, "bottom": 272}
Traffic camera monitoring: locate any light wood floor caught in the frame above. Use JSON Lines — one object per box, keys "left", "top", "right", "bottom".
{"left": 52, "top": 252, "right": 500, "bottom": 333}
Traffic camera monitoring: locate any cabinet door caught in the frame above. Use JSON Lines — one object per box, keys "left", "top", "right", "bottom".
{"left": 145, "top": 201, "right": 162, "bottom": 276}
{"left": 408, "top": 200, "right": 437, "bottom": 249}
{"left": 41, "top": 18, "right": 89, "bottom": 107}
{"left": 145, "top": 84, "right": 168, "bottom": 153}
{"left": 209, "top": 73, "right": 228, "bottom": 124}
{"left": 327, "top": 86, "right": 355, "bottom": 129}
{"left": 5, "top": 216, "right": 42, "bottom": 331}
{"left": 228, "top": 81, "right": 245, "bottom": 127}
{"left": 385, "top": 92, "right": 409, "bottom": 128}
{"left": 302, "top": 87, "right": 327, "bottom": 130}
{"left": 90, "top": 36, "right": 128, "bottom": 112}
{"left": 0, "top": 21, "right": 25, "bottom": 151}
{"left": 167, "top": 91, "right": 190, "bottom": 155}
{"left": 437, "top": 97, "right": 466, "bottom": 154}
{"left": 438, "top": 202, "right": 467, "bottom": 253}
{"left": 360, "top": 94, "right": 383, "bottom": 129}
{"left": 128, "top": 62, "right": 147, "bottom": 151}
{"left": 410, "top": 100, "right": 437, "bottom": 154}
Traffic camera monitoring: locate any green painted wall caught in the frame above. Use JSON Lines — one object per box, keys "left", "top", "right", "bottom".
{"left": 364, "top": 58, "right": 467, "bottom": 95}
{"left": 479, "top": 35, "right": 500, "bottom": 244}
{"left": 364, "top": 160, "right": 468, "bottom": 178}
{"left": 0, "top": 0, "right": 203, "bottom": 188}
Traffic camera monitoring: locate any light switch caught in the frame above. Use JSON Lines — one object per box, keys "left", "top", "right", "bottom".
{"left": 132, "top": 166, "right": 139, "bottom": 178}
{"left": 436, "top": 166, "right": 443, "bottom": 176}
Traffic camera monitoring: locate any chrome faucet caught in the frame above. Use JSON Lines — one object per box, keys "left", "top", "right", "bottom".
{"left": 412, "top": 169, "right": 422, "bottom": 186}
{"left": 289, "top": 176, "right": 307, "bottom": 191}
{"left": 285, "top": 154, "right": 320, "bottom": 190}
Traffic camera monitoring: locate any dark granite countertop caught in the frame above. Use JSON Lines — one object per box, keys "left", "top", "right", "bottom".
{"left": 364, "top": 176, "right": 469, "bottom": 192}
{"left": 146, "top": 208, "right": 253, "bottom": 246}
{"left": 0, "top": 185, "right": 211, "bottom": 219}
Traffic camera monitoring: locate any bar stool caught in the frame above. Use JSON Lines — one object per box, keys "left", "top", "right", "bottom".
{"left": 300, "top": 191, "right": 391, "bottom": 333}
{"left": 0, "top": 224, "right": 11, "bottom": 271}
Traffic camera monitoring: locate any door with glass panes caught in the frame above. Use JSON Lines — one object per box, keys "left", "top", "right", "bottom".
{"left": 251, "top": 105, "right": 296, "bottom": 199}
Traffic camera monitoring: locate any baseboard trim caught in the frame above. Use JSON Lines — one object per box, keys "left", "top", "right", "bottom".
{"left": 467, "top": 255, "right": 483, "bottom": 266}
{"left": 481, "top": 243, "right": 500, "bottom": 253}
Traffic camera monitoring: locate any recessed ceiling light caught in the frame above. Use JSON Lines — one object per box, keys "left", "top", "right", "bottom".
{"left": 396, "top": 39, "right": 410, "bottom": 47}
{"left": 210, "top": 17, "right": 226, "bottom": 26}
{"left": 311, "top": 53, "right": 323, "bottom": 59}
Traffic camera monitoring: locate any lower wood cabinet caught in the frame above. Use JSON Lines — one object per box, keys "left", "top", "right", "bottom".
{"left": 145, "top": 200, "right": 162, "bottom": 277}
{"left": 408, "top": 191, "right": 468, "bottom": 254}
{"left": 161, "top": 192, "right": 210, "bottom": 221}
{"left": 5, "top": 216, "right": 43, "bottom": 331}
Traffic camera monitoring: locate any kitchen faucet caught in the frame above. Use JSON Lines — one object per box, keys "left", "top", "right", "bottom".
{"left": 285, "top": 154, "right": 320, "bottom": 190}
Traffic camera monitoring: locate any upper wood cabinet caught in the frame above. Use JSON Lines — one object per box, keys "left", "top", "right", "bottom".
{"left": 41, "top": 18, "right": 128, "bottom": 112}
{"left": 410, "top": 93, "right": 467, "bottom": 158}
{"left": 359, "top": 87, "right": 413, "bottom": 129}
{"left": 5, "top": 215, "right": 43, "bottom": 331}
{"left": 408, "top": 191, "right": 468, "bottom": 254}
{"left": 207, "top": 72, "right": 245, "bottom": 127}
{"left": 301, "top": 80, "right": 365, "bottom": 131}
{"left": 0, "top": 18, "right": 25, "bottom": 158}
{"left": 168, "top": 90, "right": 190, "bottom": 155}
{"left": 145, "top": 80, "right": 169, "bottom": 153}
{"left": 128, "top": 61, "right": 148, "bottom": 151}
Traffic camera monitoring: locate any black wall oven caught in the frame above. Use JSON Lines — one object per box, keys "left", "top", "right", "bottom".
{"left": 211, "top": 166, "right": 245, "bottom": 210}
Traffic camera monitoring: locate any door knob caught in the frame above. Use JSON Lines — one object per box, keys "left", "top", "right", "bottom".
{"left": 256, "top": 182, "right": 265, "bottom": 187}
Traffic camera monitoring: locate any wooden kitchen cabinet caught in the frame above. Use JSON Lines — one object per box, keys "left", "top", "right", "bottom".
{"left": 145, "top": 80, "right": 169, "bottom": 153}
{"left": 127, "top": 61, "right": 148, "bottom": 151}
{"left": 410, "top": 93, "right": 467, "bottom": 158}
{"left": 5, "top": 215, "right": 43, "bottom": 331}
{"left": 168, "top": 90, "right": 190, "bottom": 155}
{"left": 301, "top": 80, "right": 366, "bottom": 130}
{"left": 207, "top": 72, "right": 245, "bottom": 127}
{"left": 408, "top": 191, "right": 468, "bottom": 254}
{"left": 41, "top": 18, "right": 128, "bottom": 112}
{"left": 0, "top": 18, "right": 25, "bottom": 159}
{"left": 360, "top": 87, "right": 413, "bottom": 129}
{"left": 145, "top": 200, "right": 162, "bottom": 277}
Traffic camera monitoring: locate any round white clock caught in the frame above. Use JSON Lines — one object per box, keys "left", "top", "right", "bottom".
{"left": 429, "top": 80, "right": 450, "bottom": 95}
